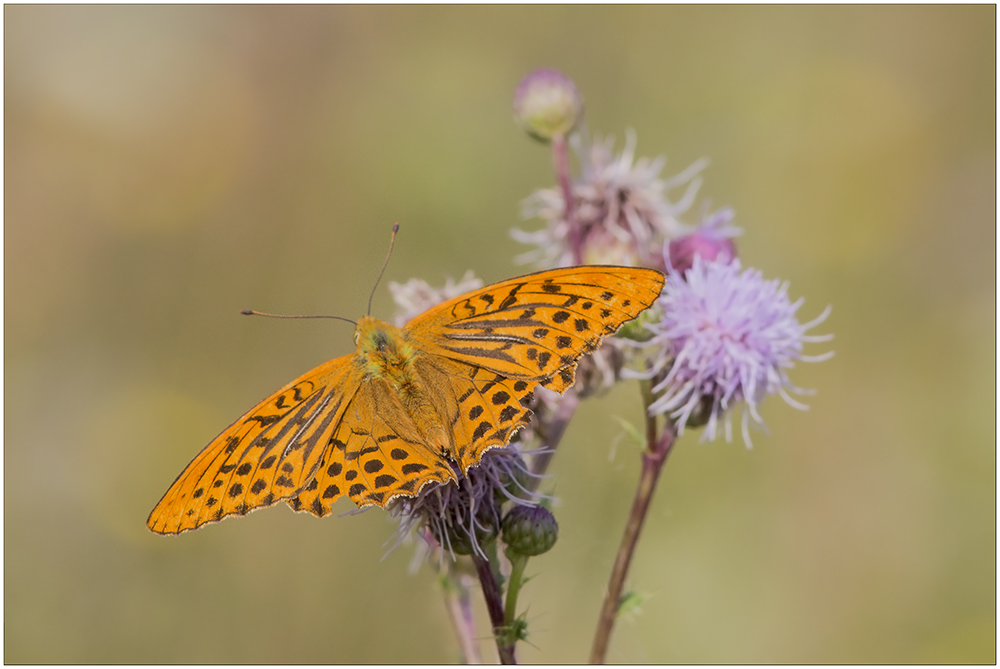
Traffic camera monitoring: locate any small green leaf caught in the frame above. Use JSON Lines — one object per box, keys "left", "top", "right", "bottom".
{"left": 617, "top": 590, "right": 648, "bottom": 620}
{"left": 612, "top": 416, "right": 646, "bottom": 450}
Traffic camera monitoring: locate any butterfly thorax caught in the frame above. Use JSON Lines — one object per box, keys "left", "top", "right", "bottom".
{"left": 354, "top": 316, "right": 418, "bottom": 389}
{"left": 354, "top": 315, "right": 452, "bottom": 455}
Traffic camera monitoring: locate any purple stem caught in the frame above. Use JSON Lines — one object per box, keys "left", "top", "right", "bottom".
{"left": 552, "top": 134, "right": 583, "bottom": 265}
{"left": 590, "top": 386, "right": 677, "bottom": 664}
{"left": 472, "top": 551, "right": 517, "bottom": 664}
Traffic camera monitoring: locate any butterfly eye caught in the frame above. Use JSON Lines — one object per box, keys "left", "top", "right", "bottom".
{"left": 354, "top": 332, "right": 360, "bottom": 345}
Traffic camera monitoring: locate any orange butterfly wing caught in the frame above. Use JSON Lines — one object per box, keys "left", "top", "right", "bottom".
{"left": 149, "top": 266, "right": 665, "bottom": 531}
{"left": 405, "top": 266, "right": 665, "bottom": 471}
{"left": 287, "top": 377, "right": 458, "bottom": 515}
{"left": 147, "top": 357, "right": 361, "bottom": 534}
{"left": 411, "top": 354, "right": 538, "bottom": 474}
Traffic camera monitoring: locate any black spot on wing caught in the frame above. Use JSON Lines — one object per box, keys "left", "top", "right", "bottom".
{"left": 499, "top": 406, "right": 519, "bottom": 422}
{"left": 374, "top": 474, "right": 397, "bottom": 488}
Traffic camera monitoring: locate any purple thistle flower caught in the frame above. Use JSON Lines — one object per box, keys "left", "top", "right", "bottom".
{"left": 632, "top": 256, "right": 833, "bottom": 446}
{"left": 388, "top": 447, "right": 543, "bottom": 561}
{"left": 514, "top": 132, "right": 708, "bottom": 269}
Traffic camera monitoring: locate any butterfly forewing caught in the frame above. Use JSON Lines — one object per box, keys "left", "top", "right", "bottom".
{"left": 406, "top": 266, "right": 665, "bottom": 382}
{"left": 147, "top": 358, "right": 360, "bottom": 534}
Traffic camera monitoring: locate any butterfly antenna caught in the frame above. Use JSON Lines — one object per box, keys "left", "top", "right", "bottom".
{"left": 368, "top": 222, "right": 399, "bottom": 316}
{"left": 240, "top": 310, "right": 357, "bottom": 326}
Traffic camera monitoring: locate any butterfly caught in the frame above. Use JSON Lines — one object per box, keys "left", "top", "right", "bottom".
{"left": 147, "top": 265, "right": 665, "bottom": 534}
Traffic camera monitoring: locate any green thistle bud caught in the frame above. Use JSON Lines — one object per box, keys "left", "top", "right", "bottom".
{"left": 512, "top": 68, "right": 583, "bottom": 143}
{"left": 502, "top": 505, "right": 558, "bottom": 557}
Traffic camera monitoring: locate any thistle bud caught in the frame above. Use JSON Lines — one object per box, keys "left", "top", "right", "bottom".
{"left": 513, "top": 68, "right": 583, "bottom": 142}
{"left": 668, "top": 229, "right": 737, "bottom": 275}
{"left": 502, "top": 505, "right": 558, "bottom": 557}
{"left": 667, "top": 209, "right": 738, "bottom": 275}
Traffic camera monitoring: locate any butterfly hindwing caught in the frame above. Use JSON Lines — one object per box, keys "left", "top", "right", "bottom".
{"left": 147, "top": 357, "right": 359, "bottom": 534}
{"left": 415, "top": 356, "right": 537, "bottom": 473}
{"left": 405, "top": 266, "right": 664, "bottom": 383}
{"left": 288, "top": 377, "right": 457, "bottom": 515}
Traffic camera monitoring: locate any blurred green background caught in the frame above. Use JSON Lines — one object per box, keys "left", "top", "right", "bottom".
{"left": 5, "top": 5, "right": 994, "bottom": 664}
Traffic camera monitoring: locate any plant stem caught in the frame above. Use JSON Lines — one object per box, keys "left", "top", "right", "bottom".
{"left": 551, "top": 134, "right": 583, "bottom": 265}
{"left": 472, "top": 550, "right": 517, "bottom": 664}
{"left": 503, "top": 553, "right": 529, "bottom": 629}
{"left": 440, "top": 569, "right": 481, "bottom": 664}
{"left": 589, "top": 408, "right": 676, "bottom": 664}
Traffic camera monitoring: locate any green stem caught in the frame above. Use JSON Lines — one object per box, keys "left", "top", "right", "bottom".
{"left": 503, "top": 552, "right": 529, "bottom": 629}
{"left": 589, "top": 385, "right": 677, "bottom": 664}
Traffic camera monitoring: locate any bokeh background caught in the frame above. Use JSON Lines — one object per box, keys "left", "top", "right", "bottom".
{"left": 5, "top": 5, "right": 995, "bottom": 664}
